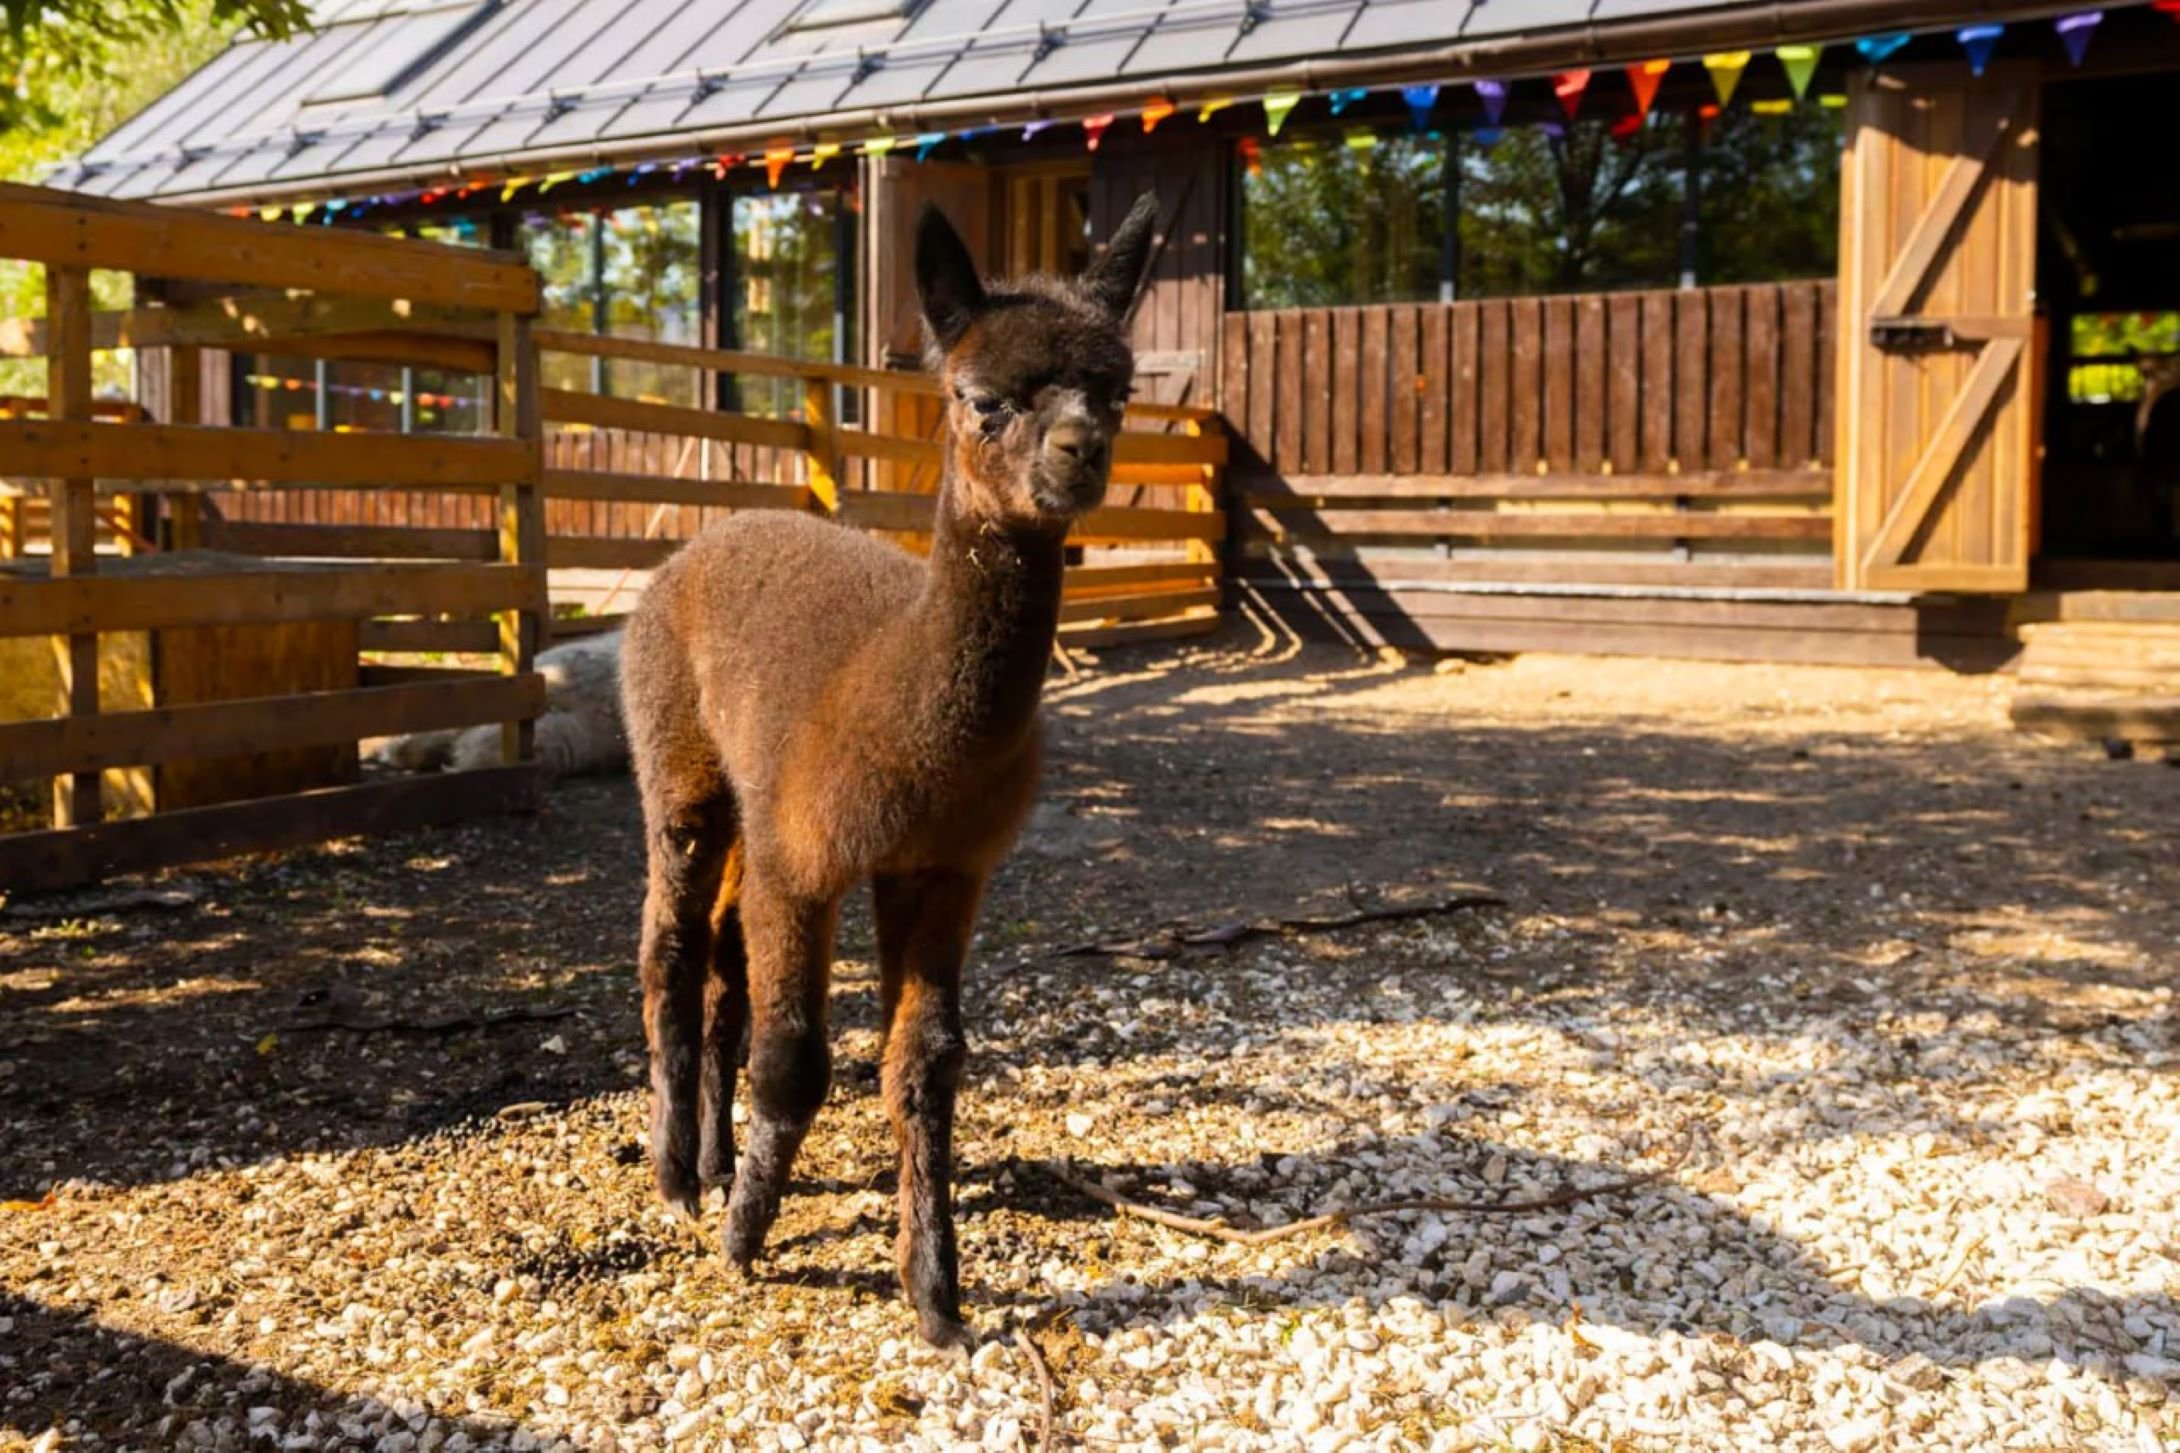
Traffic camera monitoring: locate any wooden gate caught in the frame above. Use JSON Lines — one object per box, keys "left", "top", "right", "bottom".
{"left": 1837, "top": 62, "right": 2041, "bottom": 592}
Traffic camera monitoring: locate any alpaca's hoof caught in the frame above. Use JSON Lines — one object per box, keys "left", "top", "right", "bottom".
{"left": 656, "top": 1160, "right": 702, "bottom": 1221}
{"left": 917, "top": 1312, "right": 975, "bottom": 1354}
{"left": 723, "top": 1214, "right": 766, "bottom": 1270}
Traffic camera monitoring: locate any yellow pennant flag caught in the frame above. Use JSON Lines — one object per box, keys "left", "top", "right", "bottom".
{"left": 1702, "top": 51, "right": 1752, "bottom": 108}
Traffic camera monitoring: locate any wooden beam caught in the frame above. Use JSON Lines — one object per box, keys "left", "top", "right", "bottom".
{"left": 0, "top": 292, "right": 487, "bottom": 358}
{"left": 0, "top": 562, "right": 541, "bottom": 637}
{"left": 1241, "top": 469, "right": 1834, "bottom": 501}
{"left": 1059, "top": 586, "right": 1221, "bottom": 624}
{"left": 0, "top": 180, "right": 539, "bottom": 313}
{"left": 0, "top": 765, "right": 541, "bottom": 894}
{"left": 496, "top": 311, "right": 546, "bottom": 765}
{"left": 1112, "top": 430, "right": 1228, "bottom": 467}
{"left": 1245, "top": 507, "right": 1830, "bottom": 542}
{"left": 541, "top": 469, "right": 812, "bottom": 511}
{"left": 1063, "top": 562, "right": 1219, "bottom": 596}
{"left": 0, "top": 419, "right": 528, "bottom": 488}
{"left": 542, "top": 387, "right": 811, "bottom": 451}
{"left": 360, "top": 618, "right": 502, "bottom": 654}
{"left": 0, "top": 675, "right": 545, "bottom": 777}
{"left": 45, "top": 264, "right": 99, "bottom": 829}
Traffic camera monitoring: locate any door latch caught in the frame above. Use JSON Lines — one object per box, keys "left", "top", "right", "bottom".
{"left": 1869, "top": 318, "right": 1958, "bottom": 351}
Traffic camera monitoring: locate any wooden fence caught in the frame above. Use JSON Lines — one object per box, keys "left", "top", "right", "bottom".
{"left": 0, "top": 181, "right": 548, "bottom": 892}
{"left": 1221, "top": 280, "right": 1839, "bottom": 593}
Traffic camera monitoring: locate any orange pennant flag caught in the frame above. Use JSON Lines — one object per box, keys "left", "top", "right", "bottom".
{"left": 1627, "top": 58, "right": 1670, "bottom": 119}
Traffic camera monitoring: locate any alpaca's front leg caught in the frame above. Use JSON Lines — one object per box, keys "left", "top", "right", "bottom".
{"left": 722, "top": 875, "right": 836, "bottom": 1269}
{"left": 874, "top": 870, "right": 981, "bottom": 1350}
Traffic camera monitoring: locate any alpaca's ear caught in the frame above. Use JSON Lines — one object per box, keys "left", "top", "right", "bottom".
{"left": 1082, "top": 192, "right": 1159, "bottom": 323}
{"left": 915, "top": 202, "right": 987, "bottom": 352}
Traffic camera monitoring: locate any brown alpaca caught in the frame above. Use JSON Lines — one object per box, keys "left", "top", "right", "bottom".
{"left": 620, "top": 194, "right": 1159, "bottom": 1347}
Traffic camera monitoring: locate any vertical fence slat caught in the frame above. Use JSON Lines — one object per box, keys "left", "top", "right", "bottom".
{"left": 1331, "top": 309, "right": 1361, "bottom": 475}
{"left": 1512, "top": 299, "right": 1546, "bottom": 472}
{"left": 1744, "top": 284, "right": 1781, "bottom": 470}
{"left": 1247, "top": 311, "right": 1278, "bottom": 473}
{"left": 1816, "top": 279, "right": 1838, "bottom": 469}
{"left": 1674, "top": 291, "right": 1709, "bottom": 470}
{"left": 1359, "top": 306, "right": 1389, "bottom": 475}
{"left": 1303, "top": 311, "right": 1331, "bottom": 473}
{"left": 1391, "top": 306, "right": 1420, "bottom": 475}
{"left": 1640, "top": 293, "right": 1674, "bottom": 472}
{"left": 45, "top": 265, "right": 100, "bottom": 828}
{"left": 1781, "top": 281, "right": 1818, "bottom": 468}
{"left": 1220, "top": 310, "right": 1249, "bottom": 472}
{"left": 1419, "top": 306, "right": 1449, "bottom": 474}
{"left": 1450, "top": 303, "right": 1480, "bottom": 475}
{"left": 1608, "top": 294, "right": 1642, "bottom": 474}
{"left": 496, "top": 311, "right": 545, "bottom": 765}
{"left": 1275, "top": 311, "right": 1304, "bottom": 475}
{"left": 1544, "top": 296, "right": 1576, "bottom": 473}
{"left": 1576, "top": 294, "right": 1607, "bottom": 474}
{"left": 1478, "top": 300, "right": 1509, "bottom": 474}
{"left": 1708, "top": 286, "right": 1745, "bottom": 470}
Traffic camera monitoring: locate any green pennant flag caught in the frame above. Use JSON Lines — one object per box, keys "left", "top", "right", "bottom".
{"left": 1776, "top": 44, "right": 1820, "bottom": 101}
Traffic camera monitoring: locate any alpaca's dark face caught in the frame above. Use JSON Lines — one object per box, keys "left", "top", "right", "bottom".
{"left": 915, "top": 194, "right": 1159, "bottom": 524}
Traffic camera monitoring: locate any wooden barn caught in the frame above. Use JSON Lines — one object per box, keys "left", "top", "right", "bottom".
{"left": 24, "top": 1, "right": 2180, "bottom": 695}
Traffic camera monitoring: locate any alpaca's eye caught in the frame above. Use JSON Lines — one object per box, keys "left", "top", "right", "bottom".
{"left": 959, "top": 390, "right": 1009, "bottom": 419}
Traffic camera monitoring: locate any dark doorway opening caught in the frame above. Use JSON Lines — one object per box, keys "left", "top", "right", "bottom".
{"left": 2037, "top": 72, "right": 2180, "bottom": 571}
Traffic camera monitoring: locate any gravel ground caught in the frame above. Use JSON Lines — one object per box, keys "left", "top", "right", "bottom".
{"left": 3, "top": 637, "right": 2178, "bottom": 1451}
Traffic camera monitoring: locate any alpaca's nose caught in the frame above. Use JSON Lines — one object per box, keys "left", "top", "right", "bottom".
{"left": 1045, "top": 421, "right": 1098, "bottom": 462}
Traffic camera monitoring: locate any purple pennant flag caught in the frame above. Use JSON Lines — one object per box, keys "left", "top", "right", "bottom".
{"left": 1474, "top": 78, "right": 1508, "bottom": 125}
{"left": 1957, "top": 24, "right": 2004, "bottom": 76}
{"left": 1402, "top": 84, "right": 1439, "bottom": 130}
{"left": 2056, "top": 11, "right": 2103, "bottom": 67}
{"left": 1536, "top": 120, "right": 1566, "bottom": 141}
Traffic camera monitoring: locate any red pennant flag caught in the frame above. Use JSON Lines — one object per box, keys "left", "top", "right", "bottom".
{"left": 1553, "top": 69, "right": 1592, "bottom": 120}
{"left": 1083, "top": 114, "right": 1115, "bottom": 151}
{"left": 1627, "top": 59, "right": 1670, "bottom": 119}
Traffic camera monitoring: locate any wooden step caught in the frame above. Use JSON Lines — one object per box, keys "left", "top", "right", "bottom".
{"left": 2017, "top": 590, "right": 2180, "bottom": 625}
{"left": 2011, "top": 691, "right": 2180, "bottom": 745}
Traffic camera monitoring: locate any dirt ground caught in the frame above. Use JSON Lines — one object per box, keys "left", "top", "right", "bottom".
{"left": 2, "top": 634, "right": 2177, "bottom": 1450}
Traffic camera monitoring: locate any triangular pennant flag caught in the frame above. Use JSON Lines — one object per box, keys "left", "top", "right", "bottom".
{"left": 1402, "top": 84, "right": 1439, "bottom": 130}
{"left": 1141, "top": 97, "right": 1176, "bottom": 133}
{"left": 710, "top": 153, "right": 743, "bottom": 179}
{"left": 763, "top": 146, "right": 795, "bottom": 187}
{"left": 1702, "top": 52, "right": 1751, "bottom": 107}
{"left": 862, "top": 136, "right": 897, "bottom": 157}
{"left": 1627, "top": 59, "right": 1670, "bottom": 119}
{"left": 1856, "top": 33, "right": 1911, "bottom": 64}
{"left": 2055, "top": 11, "right": 2103, "bottom": 67}
{"left": 1343, "top": 127, "right": 1376, "bottom": 151}
{"left": 1751, "top": 98, "right": 1793, "bottom": 116}
{"left": 1776, "top": 44, "right": 1820, "bottom": 100}
{"left": 1237, "top": 136, "right": 1263, "bottom": 176}
{"left": 500, "top": 177, "right": 533, "bottom": 202}
{"left": 291, "top": 201, "right": 317, "bottom": 222}
{"left": 809, "top": 142, "right": 840, "bottom": 170}
{"left": 1472, "top": 126, "right": 1505, "bottom": 150}
{"left": 1328, "top": 87, "right": 1369, "bottom": 116}
{"left": 625, "top": 161, "right": 658, "bottom": 186}
{"left": 913, "top": 132, "right": 947, "bottom": 161}
{"left": 1537, "top": 120, "right": 1567, "bottom": 141}
{"left": 1082, "top": 114, "right": 1115, "bottom": 151}
{"left": 1553, "top": 69, "right": 1591, "bottom": 120}
{"left": 1609, "top": 113, "right": 1644, "bottom": 143}
{"left": 258, "top": 204, "right": 282, "bottom": 221}
{"left": 1021, "top": 120, "right": 1050, "bottom": 141}
{"left": 1958, "top": 24, "right": 2003, "bottom": 76}
{"left": 1474, "top": 78, "right": 1509, "bottom": 126}
{"left": 2157, "top": 0, "right": 2180, "bottom": 18}
{"left": 1197, "top": 96, "right": 1232, "bottom": 123}
{"left": 537, "top": 170, "right": 577, "bottom": 194}
{"left": 1262, "top": 90, "right": 1301, "bottom": 135}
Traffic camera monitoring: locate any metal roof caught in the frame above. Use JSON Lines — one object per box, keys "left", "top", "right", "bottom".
{"left": 51, "top": 0, "right": 2072, "bottom": 203}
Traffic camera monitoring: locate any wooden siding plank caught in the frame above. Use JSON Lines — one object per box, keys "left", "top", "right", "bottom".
{"left": 1640, "top": 292, "right": 1674, "bottom": 472}
{"left": 1675, "top": 291, "right": 1709, "bottom": 469}
{"left": 1708, "top": 286, "right": 1746, "bottom": 468}
{"left": 1781, "top": 280, "right": 1818, "bottom": 467}
{"left": 1544, "top": 296, "right": 1576, "bottom": 472}
{"left": 1576, "top": 294, "right": 1607, "bottom": 474}
{"left": 1274, "top": 311, "right": 1304, "bottom": 474}
{"left": 1478, "top": 301, "right": 1509, "bottom": 474}
{"left": 1419, "top": 306, "right": 1449, "bottom": 474}
{"left": 1247, "top": 311, "right": 1277, "bottom": 468}
{"left": 1331, "top": 309, "right": 1361, "bottom": 475}
{"left": 1359, "top": 305, "right": 1389, "bottom": 475}
{"left": 1508, "top": 299, "right": 1542, "bottom": 472}
{"left": 1744, "top": 284, "right": 1781, "bottom": 469}
{"left": 1391, "top": 306, "right": 1420, "bottom": 475}
{"left": 1450, "top": 303, "right": 1481, "bottom": 475}
{"left": 1303, "top": 310, "right": 1332, "bottom": 473}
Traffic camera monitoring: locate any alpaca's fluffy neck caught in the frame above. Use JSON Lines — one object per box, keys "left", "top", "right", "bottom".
{"left": 909, "top": 477, "right": 1067, "bottom": 755}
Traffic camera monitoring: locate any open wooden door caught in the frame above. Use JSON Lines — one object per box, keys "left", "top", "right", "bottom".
{"left": 1837, "top": 63, "right": 2041, "bottom": 592}
{"left": 862, "top": 157, "right": 990, "bottom": 493}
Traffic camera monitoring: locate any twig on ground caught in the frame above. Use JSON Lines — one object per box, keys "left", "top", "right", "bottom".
{"left": 282, "top": 1004, "right": 574, "bottom": 1036}
{"left": 1011, "top": 1325, "right": 1060, "bottom": 1449}
{"left": 1046, "top": 1125, "right": 1699, "bottom": 1248}
{"left": 1054, "top": 887, "right": 1504, "bottom": 960}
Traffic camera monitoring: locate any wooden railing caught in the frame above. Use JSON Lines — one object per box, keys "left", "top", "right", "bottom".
{"left": 1221, "top": 280, "right": 1838, "bottom": 592}
{"left": 0, "top": 181, "right": 547, "bottom": 892}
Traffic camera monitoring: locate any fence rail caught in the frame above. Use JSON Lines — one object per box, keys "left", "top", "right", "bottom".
{"left": 1221, "top": 280, "right": 1838, "bottom": 593}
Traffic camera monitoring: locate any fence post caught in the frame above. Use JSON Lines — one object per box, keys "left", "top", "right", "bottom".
{"left": 167, "top": 346, "right": 205, "bottom": 549}
{"left": 1184, "top": 418, "right": 1222, "bottom": 570}
{"left": 45, "top": 265, "right": 101, "bottom": 828}
{"left": 495, "top": 310, "right": 545, "bottom": 765}
{"left": 802, "top": 374, "right": 842, "bottom": 515}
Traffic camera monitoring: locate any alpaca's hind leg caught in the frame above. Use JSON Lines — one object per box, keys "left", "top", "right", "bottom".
{"left": 637, "top": 789, "right": 735, "bottom": 1218}
{"left": 722, "top": 870, "right": 836, "bottom": 1269}
{"left": 873, "top": 869, "right": 981, "bottom": 1350}
{"left": 698, "top": 842, "right": 749, "bottom": 1194}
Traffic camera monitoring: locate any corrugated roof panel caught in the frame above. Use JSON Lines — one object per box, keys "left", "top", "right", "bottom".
{"left": 1341, "top": 0, "right": 1481, "bottom": 53}
{"left": 1115, "top": 9, "right": 1250, "bottom": 77}
{"left": 1219, "top": 5, "right": 1367, "bottom": 66}
{"left": 91, "top": 42, "right": 259, "bottom": 157}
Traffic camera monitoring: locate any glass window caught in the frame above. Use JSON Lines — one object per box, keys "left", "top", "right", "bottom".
{"left": 1239, "top": 131, "right": 1448, "bottom": 309}
{"left": 1695, "top": 107, "right": 1843, "bottom": 284}
{"left": 731, "top": 190, "right": 852, "bottom": 418}
{"left": 518, "top": 200, "right": 704, "bottom": 406}
{"left": 1457, "top": 116, "right": 1685, "bottom": 297}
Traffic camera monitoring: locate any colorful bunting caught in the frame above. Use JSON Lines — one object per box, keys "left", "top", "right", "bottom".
{"left": 912, "top": 132, "right": 947, "bottom": 161}
{"left": 1819, "top": 93, "right": 1848, "bottom": 108}
{"left": 1553, "top": 69, "right": 1591, "bottom": 120}
{"left": 1957, "top": 23, "right": 2003, "bottom": 76}
{"left": 2157, "top": 0, "right": 2180, "bottom": 18}
{"left": 809, "top": 142, "right": 840, "bottom": 170}
{"left": 1262, "top": 90, "right": 1301, "bottom": 136}
{"left": 258, "top": 204, "right": 282, "bottom": 221}
{"left": 1020, "top": 119, "right": 1051, "bottom": 141}
{"left": 1140, "top": 97, "right": 1176, "bottom": 133}
{"left": 2055, "top": 11, "right": 2103, "bottom": 66}
{"left": 763, "top": 146, "right": 795, "bottom": 187}
{"left": 1474, "top": 78, "right": 1509, "bottom": 126}
{"left": 625, "top": 161, "right": 658, "bottom": 186}
{"left": 536, "top": 170, "right": 577, "bottom": 194}
{"left": 1197, "top": 96, "right": 1233, "bottom": 123}
{"left": 1627, "top": 59, "right": 1670, "bottom": 119}
{"left": 1328, "top": 87, "right": 1368, "bottom": 116}
{"left": 709, "top": 152, "right": 743, "bottom": 178}
{"left": 1343, "top": 127, "right": 1376, "bottom": 151}
{"left": 1775, "top": 43, "right": 1820, "bottom": 100}
{"left": 1472, "top": 126, "right": 1505, "bottom": 150}
{"left": 862, "top": 136, "right": 896, "bottom": 157}
{"left": 1856, "top": 33, "right": 1911, "bottom": 64}
{"left": 1237, "top": 135, "right": 1263, "bottom": 176}
{"left": 1750, "top": 98, "right": 1793, "bottom": 116}
{"left": 1401, "top": 84, "right": 1439, "bottom": 130}
{"left": 1702, "top": 52, "right": 1751, "bottom": 107}
{"left": 500, "top": 177, "right": 532, "bottom": 201}
{"left": 1082, "top": 114, "right": 1115, "bottom": 151}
